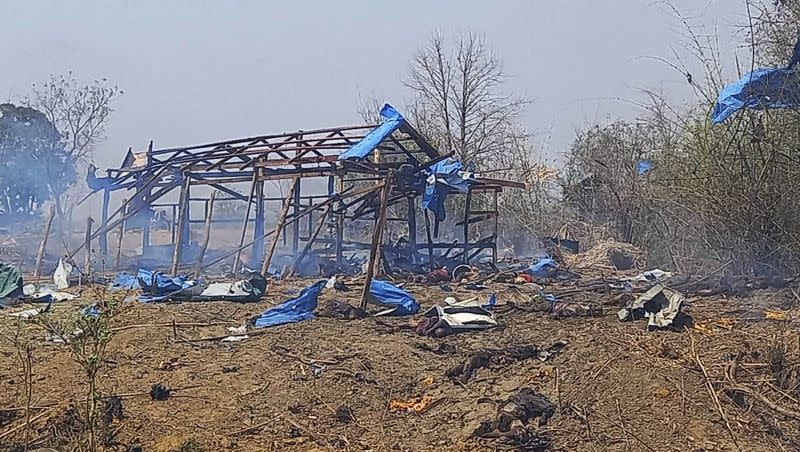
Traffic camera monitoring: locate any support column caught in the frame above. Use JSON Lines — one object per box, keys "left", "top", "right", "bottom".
{"left": 292, "top": 178, "right": 301, "bottom": 253}
{"left": 335, "top": 175, "right": 344, "bottom": 262}
{"left": 99, "top": 189, "right": 110, "bottom": 257}
{"left": 360, "top": 178, "right": 392, "bottom": 310}
{"left": 170, "top": 175, "right": 191, "bottom": 275}
{"left": 262, "top": 177, "right": 299, "bottom": 276}
{"left": 251, "top": 178, "right": 265, "bottom": 268}
{"left": 463, "top": 187, "right": 472, "bottom": 263}
{"left": 407, "top": 196, "right": 417, "bottom": 260}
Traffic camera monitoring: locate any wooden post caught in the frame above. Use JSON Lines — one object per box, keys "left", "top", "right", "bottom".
{"left": 33, "top": 206, "right": 56, "bottom": 279}
{"left": 288, "top": 204, "right": 332, "bottom": 278}
{"left": 291, "top": 178, "right": 301, "bottom": 253}
{"left": 335, "top": 175, "right": 345, "bottom": 262}
{"left": 99, "top": 188, "right": 110, "bottom": 257}
{"left": 423, "top": 209, "right": 435, "bottom": 267}
{"left": 463, "top": 187, "right": 472, "bottom": 263}
{"left": 407, "top": 197, "right": 417, "bottom": 259}
{"left": 115, "top": 199, "right": 127, "bottom": 270}
{"left": 493, "top": 190, "right": 499, "bottom": 264}
{"left": 84, "top": 217, "right": 94, "bottom": 276}
{"left": 261, "top": 177, "right": 299, "bottom": 276}
{"left": 142, "top": 141, "right": 155, "bottom": 251}
{"left": 170, "top": 176, "right": 191, "bottom": 275}
{"left": 233, "top": 169, "right": 260, "bottom": 273}
{"left": 360, "top": 178, "right": 392, "bottom": 310}
{"left": 251, "top": 178, "right": 265, "bottom": 269}
{"left": 194, "top": 190, "right": 217, "bottom": 278}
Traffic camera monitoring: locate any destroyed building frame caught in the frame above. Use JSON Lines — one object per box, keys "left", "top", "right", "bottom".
{"left": 73, "top": 105, "right": 524, "bottom": 290}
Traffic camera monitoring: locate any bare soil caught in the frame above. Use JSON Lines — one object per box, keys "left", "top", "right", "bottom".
{"left": 1, "top": 278, "right": 800, "bottom": 451}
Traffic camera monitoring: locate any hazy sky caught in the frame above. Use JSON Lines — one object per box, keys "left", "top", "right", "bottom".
{"left": 2, "top": 1, "right": 748, "bottom": 171}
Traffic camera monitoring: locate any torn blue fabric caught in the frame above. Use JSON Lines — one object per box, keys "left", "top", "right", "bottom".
{"left": 137, "top": 269, "right": 198, "bottom": 302}
{"left": 483, "top": 293, "right": 497, "bottom": 310}
{"left": 712, "top": 68, "right": 800, "bottom": 124}
{"left": 253, "top": 280, "right": 325, "bottom": 328}
{"left": 109, "top": 272, "right": 140, "bottom": 291}
{"left": 338, "top": 104, "right": 404, "bottom": 160}
{"left": 526, "top": 257, "right": 558, "bottom": 279}
{"left": 422, "top": 158, "right": 472, "bottom": 223}
{"left": 369, "top": 280, "right": 419, "bottom": 316}
{"left": 636, "top": 159, "right": 653, "bottom": 175}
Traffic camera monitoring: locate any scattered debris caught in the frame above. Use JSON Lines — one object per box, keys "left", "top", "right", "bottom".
{"left": 416, "top": 305, "right": 497, "bottom": 337}
{"left": 149, "top": 384, "right": 171, "bottom": 401}
{"left": 618, "top": 284, "right": 691, "bottom": 331}
{"left": 447, "top": 342, "right": 567, "bottom": 383}
{"left": 102, "top": 396, "right": 125, "bottom": 425}
{"left": 389, "top": 395, "right": 434, "bottom": 413}
{"left": 158, "top": 358, "right": 182, "bottom": 371}
{"left": 474, "top": 388, "right": 555, "bottom": 451}
{"left": 317, "top": 299, "right": 366, "bottom": 320}
{"left": 335, "top": 405, "right": 354, "bottom": 424}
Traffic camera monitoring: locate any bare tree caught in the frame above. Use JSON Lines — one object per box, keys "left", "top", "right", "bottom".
{"left": 404, "top": 31, "right": 528, "bottom": 168}
{"left": 24, "top": 72, "right": 122, "bottom": 219}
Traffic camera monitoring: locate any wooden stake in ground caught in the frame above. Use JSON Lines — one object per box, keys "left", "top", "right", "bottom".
{"left": 170, "top": 176, "right": 191, "bottom": 275}
{"left": 261, "top": 177, "right": 299, "bottom": 276}
{"left": 288, "top": 204, "right": 332, "bottom": 278}
{"left": 33, "top": 206, "right": 56, "bottom": 279}
{"left": 360, "top": 177, "right": 392, "bottom": 310}
{"left": 83, "top": 217, "right": 94, "bottom": 276}
{"left": 233, "top": 169, "right": 260, "bottom": 274}
{"left": 114, "top": 198, "right": 128, "bottom": 270}
{"left": 194, "top": 191, "right": 217, "bottom": 278}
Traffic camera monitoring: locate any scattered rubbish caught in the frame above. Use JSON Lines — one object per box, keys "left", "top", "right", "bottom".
{"left": 102, "top": 396, "right": 125, "bottom": 425}
{"left": 251, "top": 280, "right": 325, "bottom": 328}
{"left": 23, "top": 284, "right": 76, "bottom": 303}
{"left": 317, "top": 299, "right": 366, "bottom": 320}
{"left": 526, "top": 258, "right": 558, "bottom": 278}
{"left": 0, "top": 262, "right": 23, "bottom": 306}
{"left": 309, "top": 363, "right": 326, "bottom": 377}
{"left": 80, "top": 304, "right": 101, "bottom": 318}
{"left": 137, "top": 269, "right": 199, "bottom": 302}
{"left": 416, "top": 305, "right": 497, "bottom": 337}
{"left": 149, "top": 384, "right": 171, "bottom": 401}
{"left": 335, "top": 405, "right": 354, "bottom": 424}
{"left": 451, "top": 264, "right": 475, "bottom": 282}
{"left": 7, "top": 303, "right": 52, "bottom": 319}
{"left": 551, "top": 300, "right": 602, "bottom": 318}
{"left": 109, "top": 272, "right": 141, "bottom": 291}
{"left": 618, "top": 284, "right": 691, "bottom": 331}
{"left": 222, "top": 366, "right": 239, "bottom": 373}
{"left": 462, "top": 282, "right": 488, "bottom": 291}
{"left": 226, "top": 325, "right": 248, "bottom": 335}
{"left": 158, "top": 358, "right": 182, "bottom": 371}
{"left": 631, "top": 269, "right": 673, "bottom": 284}
{"left": 369, "top": 280, "right": 419, "bottom": 316}
{"left": 221, "top": 335, "right": 249, "bottom": 342}
{"left": 447, "top": 342, "right": 567, "bottom": 383}
{"left": 764, "top": 310, "right": 789, "bottom": 321}
{"left": 389, "top": 395, "right": 434, "bottom": 413}
{"left": 474, "top": 388, "right": 554, "bottom": 451}
{"left": 439, "top": 284, "right": 453, "bottom": 293}
{"left": 694, "top": 318, "right": 735, "bottom": 335}
{"left": 193, "top": 271, "right": 267, "bottom": 302}
{"left": 54, "top": 258, "right": 74, "bottom": 290}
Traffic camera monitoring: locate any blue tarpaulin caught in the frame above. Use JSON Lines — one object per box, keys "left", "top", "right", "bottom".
{"left": 137, "top": 269, "right": 198, "bottom": 302}
{"left": 526, "top": 257, "right": 558, "bottom": 279}
{"left": 253, "top": 280, "right": 325, "bottom": 328}
{"left": 109, "top": 272, "right": 141, "bottom": 291}
{"left": 712, "top": 68, "right": 800, "bottom": 124}
{"left": 369, "top": 280, "right": 419, "bottom": 315}
{"left": 338, "top": 104, "right": 404, "bottom": 160}
{"left": 422, "top": 158, "right": 472, "bottom": 227}
{"left": 636, "top": 159, "right": 653, "bottom": 175}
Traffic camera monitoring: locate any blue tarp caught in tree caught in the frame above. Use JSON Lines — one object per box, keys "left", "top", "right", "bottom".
{"left": 712, "top": 68, "right": 800, "bottom": 124}
{"left": 338, "top": 104, "right": 404, "bottom": 160}
{"left": 252, "top": 280, "right": 325, "bottom": 328}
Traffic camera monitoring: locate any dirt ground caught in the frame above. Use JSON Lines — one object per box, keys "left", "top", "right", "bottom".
{"left": 1, "top": 277, "right": 800, "bottom": 451}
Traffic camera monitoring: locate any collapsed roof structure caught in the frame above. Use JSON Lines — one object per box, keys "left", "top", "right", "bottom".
{"left": 74, "top": 104, "right": 524, "bottom": 295}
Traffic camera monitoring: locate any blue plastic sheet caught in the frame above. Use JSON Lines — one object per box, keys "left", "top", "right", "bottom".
{"left": 253, "top": 280, "right": 325, "bottom": 328}
{"left": 369, "top": 280, "right": 419, "bottom": 315}
{"left": 109, "top": 272, "right": 141, "bottom": 291}
{"left": 137, "top": 269, "right": 198, "bottom": 302}
{"left": 712, "top": 68, "right": 800, "bottom": 124}
{"left": 484, "top": 293, "right": 497, "bottom": 310}
{"left": 338, "top": 104, "right": 404, "bottom": 160}
{"left": 422, "top": 158, "right": 471, "bottom": 224}
{"left": 636, "top": 160, "right": 653, "bottom": 175}
{"left": 526, "top": 257, "right": 558, "bottom": 279}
